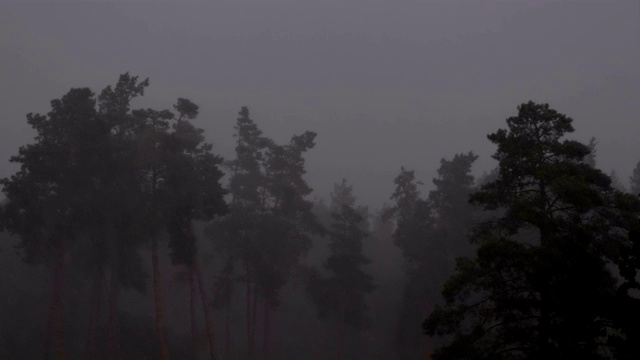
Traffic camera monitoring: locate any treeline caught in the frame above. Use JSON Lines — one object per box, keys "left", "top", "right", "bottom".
{"left": 0, "top": 75, "right": 638, "bottom": 359}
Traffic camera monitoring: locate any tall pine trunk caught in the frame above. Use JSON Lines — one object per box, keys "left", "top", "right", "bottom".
{"left": 51, "top": 236, "right": 67, "bottom": 360}
{"left": 107, "top": 255, "right": 120, "bottom": 360}
{"left": 85, "top": 268, "right": 103, "bottom": 359}
{"left": 190, "top": 266, "right": 200, "bottom": 360}
{"left": 246, "top": 263, "right": 253, "bottom": 360}
{"left": 45, "top": 294, "right": 53, "bottom": 359}
{"left": 538, "top": 184, "right": 551, "bottom": 358}
{"left": 250, "top": 282, "right": 258, "bottom": 360}
{"left": 262, "top": 299, "right": 270, "bottom": 360}
{"left": 195, "top": 256, "right": 217, "bottom": 360}
{"left": 225, "top": 305, "right": 232, "bottom": 360}
{"left": 152, "top": 234, "right": 171, "bottom": 360}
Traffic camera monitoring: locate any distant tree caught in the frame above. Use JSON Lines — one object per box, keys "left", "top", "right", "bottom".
{"left": 584, "top": 136, "right": 597, "bottom": 168}
{"left": 329, "top": 178, "right": 369, "bottom": 230}
{"left": 256, "top": 128, "right": 321, "bottom": 359}
{"left": 629, "top": 160, "right": 640, "bottom": 195}
{"left": 388, "top": 167, "right": 432, "bottom": 359}
{"left": 389, "top": 168, "right": 431, "bottom": 263}
{"left": 428, "top": 152, "right": 479, "bottom": 260}
{"left": 391, "top": 153, "right": 479, "bottom": 359}
{"left": 424, "top": 101, "right": 638, "bottom": 359}
{"left": 307, "top": 180, "right": 375, "bottom": 358}
{"left": 609, "top": 169, "right": 627, "bottom": 192}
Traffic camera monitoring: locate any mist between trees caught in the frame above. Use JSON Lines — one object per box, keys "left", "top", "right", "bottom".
{"left": 0, "top": 74, "right": 638, "bottom": 360}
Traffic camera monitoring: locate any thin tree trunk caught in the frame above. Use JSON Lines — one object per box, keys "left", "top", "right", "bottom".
{"left": 191, "top": 266, "right": 200, "bottom": 360}
{"left": 152, "top": 235, "right": 171, "bottom": 360}
{"left": 195, "top": 256, "right": 217, "bottom": 360}
{"left": 262, "top": 299, "right": 270, "bottom": 360}
{"left": 107, "top": 256, "right": 120, "bottom": 360}
{"left": 45, "top": 296, "right": 54, "bottom": 360}
{"left": 246, "top": 264, "right": 253, "bottom": 360}
{"left": 225, "top": 305, "right": 232, "bottom": 360}
{"left": 52, "top": 236, "right": 67, "bottom": 360}
{"left": 338, "top": 322, "right": 346, "bottom": 359}
{"left": 250, "top": 282, "right": 258, "bottom": 360}
{"left": 85, "top": 268, "right": 102, "bottom": 359}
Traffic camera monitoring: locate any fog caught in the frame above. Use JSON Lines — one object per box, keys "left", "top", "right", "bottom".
{"left": 2, "top": 0, "right": 638, "bottom": 207}
{"left": 1, "top": 1, "right": 639, "bottom": 359}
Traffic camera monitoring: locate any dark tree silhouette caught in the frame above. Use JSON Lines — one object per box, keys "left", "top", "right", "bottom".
{"left": 161, "top": 98, "right": 228, "bottom": 360}
{"left": 424, "top": 101, "right": 640, "bottom": 359}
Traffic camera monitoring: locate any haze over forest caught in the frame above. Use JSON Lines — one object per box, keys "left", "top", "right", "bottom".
{"left": 2, "top": 1, "right": 639, "bottom": 208}
{"left": 0, "top": 1, "right": 639, "bottom": 360}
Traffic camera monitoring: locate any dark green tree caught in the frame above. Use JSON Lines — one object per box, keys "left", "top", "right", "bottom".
{"left": 424, "top": 101, "right": 638, "bottom": 359}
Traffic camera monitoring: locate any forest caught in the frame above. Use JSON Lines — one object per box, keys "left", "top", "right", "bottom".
{"left": 0, "top": 73, "right": 639, "bottom": 360}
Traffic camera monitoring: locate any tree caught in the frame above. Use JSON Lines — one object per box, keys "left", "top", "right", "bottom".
{"left": 307, "top": 180, "right": 375, "bottom": 358}
{"left": 609, "top": 169, "right": 627, "bottom": 192}
{"left": 161, "top": 98, "right": 228, "bottom": 360}
{"left": 424, "top": 101, "right": 638, "bottom": 359}
{"left": 428, "top": 152, "right": 479, "bottom": 260}
{"left": 629, "top": 160, "right": 640, "bottom": 195}
{"left": 97, "top": 74, "right": 152, "bottom": 360}
{"left": 584, "top": 136, "right": 597, "bottom": 168}
{"left": 208, "top": 107, "right": 320, "bottom": 360}
{"left": 1, "top": 87, "right": 101, "bottom": 359}
{"left": 390, "top": 154, "right": 479, "bottom": 359}
{"left": 0, "top": 74, "right": 152, "bottom": 359}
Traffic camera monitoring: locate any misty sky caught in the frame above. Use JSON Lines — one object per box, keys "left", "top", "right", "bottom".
{"left": 1, "top": 0, "right": 638, "bottom": 209}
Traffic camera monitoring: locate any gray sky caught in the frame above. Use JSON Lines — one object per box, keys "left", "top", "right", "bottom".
{"left": 1, "top": 0, "right": 638, "bottom": 209}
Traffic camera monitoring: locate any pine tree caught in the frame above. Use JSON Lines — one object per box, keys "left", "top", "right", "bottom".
{"left": 424, "top": 101, "right": 639, "bottom": 359}
{"left": 391, "top": 154, "right": 479, "bottom": 359}
{"left": 629, "top": 160, "right": 640, "bottom": 195}
{"left": 307, "top": 180, "right": 375, "bottom": 358}
{"left": 208, "top": 107, "right": 320, "bottom": 360}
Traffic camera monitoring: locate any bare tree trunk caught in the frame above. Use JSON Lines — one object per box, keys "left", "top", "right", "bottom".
{"left": 195, "top": 256, "right": 217, "bottom": 360}
{"left": 152, "top": 235, "right": 171, "bottom": 360}
{"left": 191, "top": 266, "right": 200, "bottom": 360}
